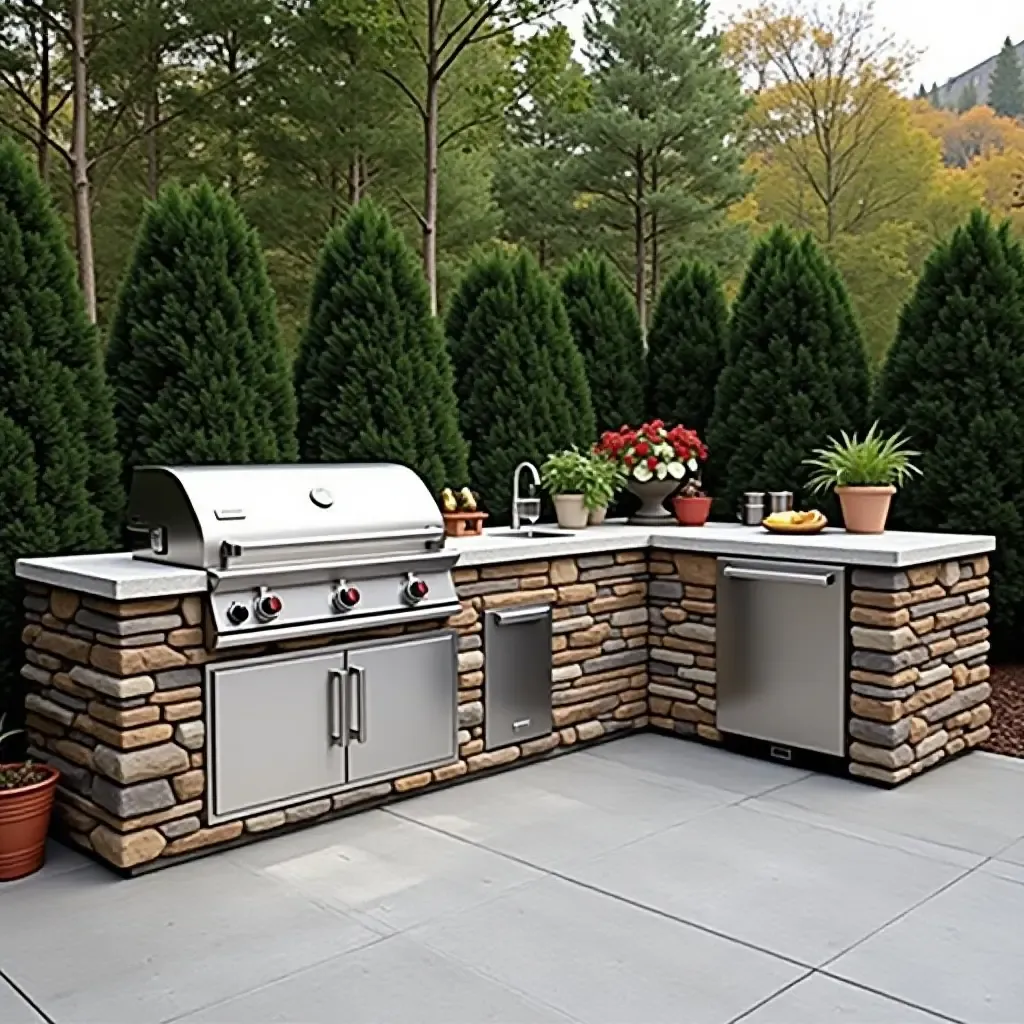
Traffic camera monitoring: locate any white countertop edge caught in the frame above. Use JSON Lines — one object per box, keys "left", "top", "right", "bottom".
{"left": 15, "top": 525, "right": 997, "bottom": 599}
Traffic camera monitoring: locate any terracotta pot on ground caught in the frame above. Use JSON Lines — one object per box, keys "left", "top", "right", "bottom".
{"left": 553, "top": 494, "right": 589, "bottom": 530}
{"left": 836, "top": 485, "right": 896, "bottom": 534}
{"left": 627, "top": 478, "right": 681, "bottom": 524}
{"left": 673, "top": 495, "right": 713, "bottom": 527}
{"left": 589, "top": 505, "right": 608, "bottom": 526}
{"left": 0, "top": 763, "right": 59, "bottom": 881}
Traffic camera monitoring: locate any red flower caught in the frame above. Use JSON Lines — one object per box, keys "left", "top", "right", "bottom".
{"left": 634, "top": 441, "right": 650, "bottom": 457}
{"left": 646, "top": 456, "right": 658, "bottom": 470}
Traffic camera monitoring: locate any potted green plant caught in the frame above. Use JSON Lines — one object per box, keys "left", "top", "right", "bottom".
{"left": 584, "top": 452, "right": 626, "bottom": 525}
{"left": 0, "top": 715, "right": 60, "bottom": 881}
{"left": 673, "top": 476, "right": 713, "bottom": 527}
{"left": 541, "top": 448, "right": 592, "bottom": 529}
{"left": 804, "top": 422, "right": 921, "bottom": 534}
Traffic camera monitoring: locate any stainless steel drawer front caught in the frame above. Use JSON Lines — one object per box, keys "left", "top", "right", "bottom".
{"left": 717, "top": 558, "right": 847, "bottom": 757}
{"left": 484, "top": 605, "right": 553, "bottom": 750}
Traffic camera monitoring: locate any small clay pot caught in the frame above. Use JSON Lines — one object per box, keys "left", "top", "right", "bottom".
{"left": 836, "top": 485, "right": 896, "bottom": 534}
{"left": 588, "top": 505, "right": 608, "bottom": 526}
{"left": 553, "top": 494, "right": 589, "bottom": 530}
{"left": 673, "top": 495, "right": 713, "bottom": 527}
{"left": 0, "top": 763, "right": 59, "bottom": 881}
{"left": 442, "top": 511, "right": 488, "bottom": 537}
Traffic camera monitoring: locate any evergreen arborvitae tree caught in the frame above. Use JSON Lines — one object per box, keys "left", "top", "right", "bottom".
{"left": 958, "top": 80, "right": 979, "bottom": 113}
{"left": 707, "top": 227, "right": 870, "bottom": 514}
{"left": 448, "top": 249, "right": 596, "bottom": 521}
{"left": 988, "top": 37, "right": 1024, "bottom": 119}
{"left": 559, "top": 252, "right": 645, "bottom": 433}
{"left": 0, "top": 139, "right": 122, "bottom": 717}
{"left": 875, "top": 211, "right": 1024, "bottom": 653}
{"left": 107, "top": 181, "right": 297, "bottom": 475}
{"left": 295, "top": 202, "right": 468, "bottom": 494}
{"left": 646, "top": 261, "right": 728, "bottom": 437}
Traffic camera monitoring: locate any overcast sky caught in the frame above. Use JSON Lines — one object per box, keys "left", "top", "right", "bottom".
{"left": 558, "top": 1, "right": 1024, "bottom": 91}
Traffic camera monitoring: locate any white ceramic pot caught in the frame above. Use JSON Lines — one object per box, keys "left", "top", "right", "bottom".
{"left": 553, "top": 494, "right": 589, "bottom": 530}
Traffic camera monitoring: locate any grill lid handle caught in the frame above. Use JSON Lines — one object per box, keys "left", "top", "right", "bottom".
{"left": 218, "top": 526, "right": 443, "bottom": 568}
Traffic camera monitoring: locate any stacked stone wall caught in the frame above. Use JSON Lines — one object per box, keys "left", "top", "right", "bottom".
{"left": 847, "top": 556, "right": 992, "bottom": 784}
{"left": 19, "top": 551, "right": 649, "bottom": 872}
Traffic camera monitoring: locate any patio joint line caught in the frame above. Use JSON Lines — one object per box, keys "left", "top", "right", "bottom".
{"left": 724, "top": 968, "right": 814, "bottom": 1024}
{"left": 0, "top": 968, "right": 55, "bottom": 1024}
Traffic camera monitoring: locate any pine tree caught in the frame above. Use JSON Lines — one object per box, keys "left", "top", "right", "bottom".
{"left": 646, "top": 261, "right": 728, "bottom": 437}
{"left": 0, "top": 139, "right": 121, "bottom": 716}
{"left": 295, "top": 202, "right": 468, "bottom": 494}
{"left": 915, "top": 84, "right": 927, "bottom": 100}
{"left": 875, "top": 211, "right": 1024, "bottom": 652}
{"left": 707, "top": 227, "right": 870, "bottom": 514}
{"left": 929, "top": 82, "right": 942, "bottom": 108}
{"left": 559, "top": 252, "right": 645, "bottom": 433}
{"left": 447, "top": 249, "right": 595, "bottom": 520}
{"left": 988, "top": 37, "right": 1024, "bottom": 119}
{"left": 958, "top": 80, "right": 979, "bottom": 113}
{"left": 107, "top": 182, "right": 297, "bottom": 474}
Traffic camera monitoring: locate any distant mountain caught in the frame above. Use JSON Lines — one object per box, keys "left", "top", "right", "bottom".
{"left": 932, "top": 40, "right": 1024, "bottom": 109}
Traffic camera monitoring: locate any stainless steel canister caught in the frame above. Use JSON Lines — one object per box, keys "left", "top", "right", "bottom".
{"left": 738, "top": 491, "right": 766, "bottom": 526}
{"left": 767, "top": 491, "right": 795, "bottom": 515}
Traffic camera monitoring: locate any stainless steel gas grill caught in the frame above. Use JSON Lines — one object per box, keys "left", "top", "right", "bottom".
{"left": 126, "top": 464, "right": 462, "bottom": 649}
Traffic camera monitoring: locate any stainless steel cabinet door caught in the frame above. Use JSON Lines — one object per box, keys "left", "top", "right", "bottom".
{"left": 208, "top": 650, "right": 345, "bottom": 819}
{"left": 484, "top": 605, "right": 552, "bottom": 749}
{"left": 345, "top": 633, "right": 457, "bottom": 784}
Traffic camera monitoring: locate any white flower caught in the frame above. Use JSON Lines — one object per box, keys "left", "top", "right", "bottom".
{"left": 667, "top": 461, "right": 685, "bottom": 479}
{"left": 688, "top": 458, "right": 698, "bottom": 473}
{"left": 633, "top": 462, "right": 653, "bottom": 482}
{"left": 656, "top": 463, "right": 668, "bottom": 480}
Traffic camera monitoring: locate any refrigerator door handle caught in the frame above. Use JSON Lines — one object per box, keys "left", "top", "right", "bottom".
{"left": 348, "top": 664, "right": 368, "bottom": 744}
{"left": 327, "top": 668, "right": 347, "bottom": 746}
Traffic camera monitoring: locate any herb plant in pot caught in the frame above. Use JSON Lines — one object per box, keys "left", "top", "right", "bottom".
{"left": 541, "top": 448, "right": 592, "bottom": 529}
{"left": 804, "top": 423, "right": 921, "bottom": 534}
{"left": 673, "top": 477, "right": 713, "bottom": 527}
{"left": 584, "top": 452, "right": 626, "bottom": 525}
{"left": 595, "top": 421, "right": 708, "bottom": 525}
{"left": 0, "top": 715, "right": 60, "bottom": 881}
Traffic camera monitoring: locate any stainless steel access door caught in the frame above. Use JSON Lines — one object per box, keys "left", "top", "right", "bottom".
{"left": 208, "top": 649, "right": 346, "bottom": 820}
{"left": 484, "top": 605, "right": 553, "bottom": 749}
{"left": 345, "top": 632, "right": 457, "bottom": 784}
{"left": 717, "top": 558, "right": 847, "bottom": 757}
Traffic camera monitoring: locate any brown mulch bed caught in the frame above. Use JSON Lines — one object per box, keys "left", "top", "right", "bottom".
{"left": 985, "top": 664, "right": 1024, "bottom": 759}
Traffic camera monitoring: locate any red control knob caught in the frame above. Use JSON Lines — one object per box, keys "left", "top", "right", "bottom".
{"left": 255, "top": 593, "right": 283, "bottom": 622}
{"left": 405, "top": 578, "right": 429, "bottom": 603}
{"left": 332, "top": 585, "right": 361, "bottom": 613}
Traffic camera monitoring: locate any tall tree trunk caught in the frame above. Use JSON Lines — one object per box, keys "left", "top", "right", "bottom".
{"left": 634, "top": 148, "right": 647, "bottom": 337}
{"left": 38, "top": 18, "right": 51, "bottom": 180}
{"left": 423, "top": 0, "right": 440, "bottom": 315}
{"left": 226, "top": 34, "right": 242, "bottom": 197}
{"left": 650, "top": 155, "right": 660, "bottom": 305}
{"left": 144, "top": 85, "right": 160, "bottom": 199}
{"left": 70, "top": 0, "right": 97, "bottom": 324}
{"left": 348, "top": 152, "right": 362, "bottom": 205}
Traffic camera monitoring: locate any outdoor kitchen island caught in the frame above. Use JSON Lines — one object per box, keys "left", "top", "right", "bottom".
{"left": 16, "top": 513, "right": 996, "bottom": 875}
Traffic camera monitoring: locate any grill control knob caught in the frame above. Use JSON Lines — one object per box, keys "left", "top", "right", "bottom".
{"left": 226, "top": 602, "right": 249, "bottom": 626}
{"left": 254, "top": 592, "right": 283, "bottom": 623}
{"left": 404, "top": 577, "right": 430, "bottom": 604}
{"left": 331, "top": 585, "right": 361, "bottom": 613}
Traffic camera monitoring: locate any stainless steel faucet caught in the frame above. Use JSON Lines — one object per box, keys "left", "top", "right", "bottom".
{"left": 512, "top": 462, "right": 541, "bottom": 531}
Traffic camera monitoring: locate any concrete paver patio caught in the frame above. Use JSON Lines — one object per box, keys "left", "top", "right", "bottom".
{"left": 3, "top": 734, "right": 1023, "bottom": 1024}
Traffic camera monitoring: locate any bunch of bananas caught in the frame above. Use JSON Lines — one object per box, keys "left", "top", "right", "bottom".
{"left": 441, "top": 487, "right": 478, "bottom": 513}
{"left": 763, "top": 509, "right": 827, "bottom": 529}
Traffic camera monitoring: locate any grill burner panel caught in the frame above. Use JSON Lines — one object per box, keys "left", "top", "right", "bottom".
{"left": 127, "top": 464, "right": 461, "bottom": 649}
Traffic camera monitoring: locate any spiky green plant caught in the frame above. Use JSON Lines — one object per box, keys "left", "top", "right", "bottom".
{"left": 805, "top": 423, "right": 921, "bottom": 494}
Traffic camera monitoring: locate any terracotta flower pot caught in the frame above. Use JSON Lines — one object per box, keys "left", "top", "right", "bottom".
{"left": 589, "top": 505, "right": 608, "bottom": 526}
{"left": 836, "top": 485, "right": 896, "bottom": 534}
{"left": 553, "top": 494, "right": 589, "bottom": 530}
{"left": 0, "top": 763, "right": 59, "bottom": 881}
{"left": 442, "top": 511, "right": 488, "bottom": 537}
{"left": 673, "top": 495, "right": 712, "bottom": 527}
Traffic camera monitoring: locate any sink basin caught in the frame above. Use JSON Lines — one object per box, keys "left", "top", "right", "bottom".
{"left": 491, "top": 528, "right": 575, "bottom": 540}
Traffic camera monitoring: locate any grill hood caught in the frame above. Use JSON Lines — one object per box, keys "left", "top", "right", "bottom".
{"left": 127, "top": 464, "right": 446, "bottom": 571}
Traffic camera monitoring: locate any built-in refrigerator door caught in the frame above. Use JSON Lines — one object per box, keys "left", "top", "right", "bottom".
{"left": 344, "top": 633, "right": 458, "bottom": 785}
{"left": 207, "top": 649, "right": 346, "bottom": 821}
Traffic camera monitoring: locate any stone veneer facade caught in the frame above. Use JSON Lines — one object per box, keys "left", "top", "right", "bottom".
{"left": 18, "top": 547, "right": 993, "bottom": 873}
{"left": 19, "top": 550, "right": 649, "bottom": 873}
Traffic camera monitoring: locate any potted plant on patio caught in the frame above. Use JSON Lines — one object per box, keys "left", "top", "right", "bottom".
{"left": 541, "top": 448, "right": 592, "bottom": 529}
{"left": 584, "top": 451, "right": 626, "bottom": 525}
{"left": 595, "top": 421, "right": 708, "bottom": 524}
{"left": 0, "top": 715, "right": 59, "bottom": 881}
{"left": 673, "top": 476, "right": 713, "bottom": 527}
{"left": 440, "top": 487, "right": 488, "bottom": 537}
{"left": 804, "top": 422, "right": 921, "bottom": 534}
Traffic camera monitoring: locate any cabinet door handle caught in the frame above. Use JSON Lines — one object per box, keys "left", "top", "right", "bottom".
{"left": 328, "top": 668, "right": 346, "bottom": 746}
{"left": 494, "top": 605, "right": 551, "bottom": 625}
{"left": 348, "top": 664, "right": 367, "bottom": 743}
{"left": 723, "top": 567, "right": 836, "bottom": 587}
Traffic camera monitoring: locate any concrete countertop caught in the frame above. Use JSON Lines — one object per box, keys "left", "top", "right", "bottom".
{"left": 16, "top": 522, "right": 996, "bottom": 600}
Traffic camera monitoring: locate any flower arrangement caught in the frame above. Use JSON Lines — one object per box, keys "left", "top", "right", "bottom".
{"left": 595, "top": 420, "right": 708, "bottom": 484}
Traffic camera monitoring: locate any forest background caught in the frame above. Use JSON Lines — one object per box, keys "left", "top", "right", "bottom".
{"left": 2, "top": 0, "right": 1023, "bottom": 364}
